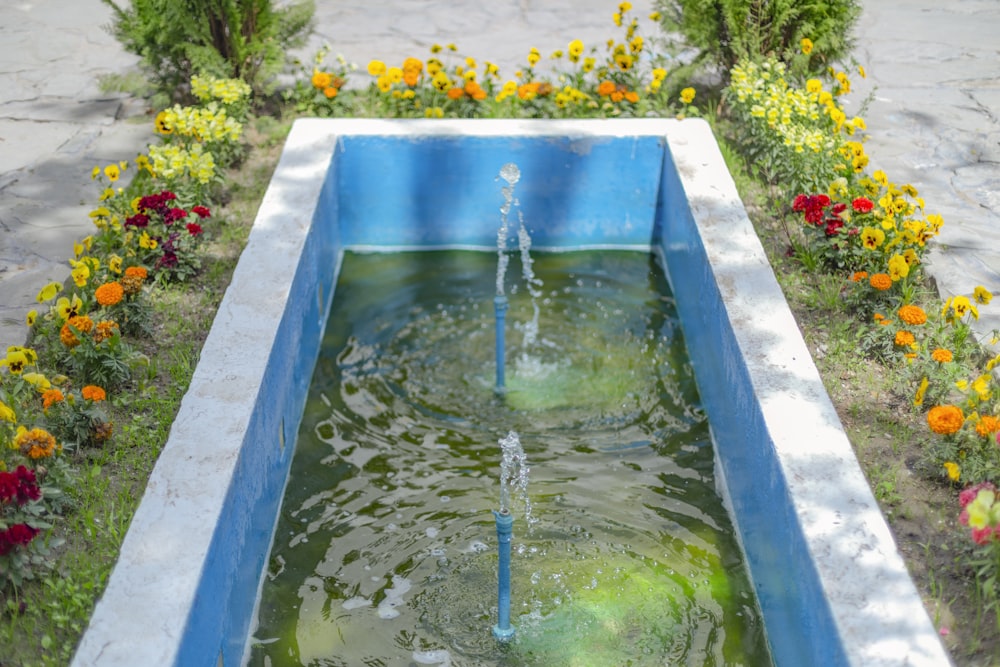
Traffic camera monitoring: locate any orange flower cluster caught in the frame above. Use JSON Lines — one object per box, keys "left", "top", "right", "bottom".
{"left": 449, "top": 79, "right": 488, "bottom": 101}
{"left": 869, "top": 273, "right": 892, "bottom": 291}
{"left": 311, "top": 69, "right": 345, "bottom": 99}
{"left": 93, "top": 320, "right": 120, "bottom": 343}
{"left": 42, "top": 388, "right": 64, "bottom": 410}
{"left": 81, "top": 385, "right": 106, "bottom": 402}
{"left": 402, "top": 57, "right": 423, "bottom": 87}
{"left": 95, "top": 281, "right": 124, "bottom": 306}
{"left": 121, "top": 266, "right": 148, "bottom": 296}
{"left": 975, "top": 415, "right": 1000, "bottom": 438}
{"left": 927, "top": 405, "right": 964, "bottom": 435}
{"left": 894, "top": 330, "right": 915, "bottom": 347}
{"left": 15, "top": 427, "right": 59, "bottom": 459}
{"left": 597, "top": 79, "right": 638, "bottom": 103}
{"left": 897, "top": 304, "right": 927, "bottom": 326}
{"left": 60, "top": 315, "right": 94, "bottom": 348}
{"left": 931, "top": 348, "right": 953, "bottom": 363}
{"left": 516, "top": 81, "right": 553, "bottom": 101}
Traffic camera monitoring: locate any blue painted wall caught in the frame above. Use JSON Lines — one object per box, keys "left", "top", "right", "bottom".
{"left": 655, "top": 144, "right": 845, "bottom": 666}
{"left": 333, "top": 135, "right": 666, "bottom": 247}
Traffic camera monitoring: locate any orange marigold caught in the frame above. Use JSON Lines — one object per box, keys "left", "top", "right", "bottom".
{"left": 927, "top": 405, "right": 964, "bottom": 435}
{"left": 931, "top": 348, "right": 953, "bottom": 363}
{"left": 81, "top": 385, "right": 106, "bottom": 402}
{"left": 976, "top": 415, "right": 1000, "bottom": 438}
{"left": 60, "top": 315, "right": 94, "bottom": 347}
{"left": 93, "top": 319, "right": 120, "bottom": 343}
{"left": 894, "top": 330, "right": 916, "bottom": 347}
{"left": 597, "top": 80, "right": 616, "bottom": 96}
{"left": 42, "top": 388, "right": 64, "bottom": 410}
{"left": 869, "top": 273, "right": 892, "bottom": 291}
{"left": 124, "top": 266, "right": 148, "bottom": 280}
{"left": 120, "top": 274, "right": 143, "bottom": 296}
{"left": 897, "top": 304, "right": 927, "bottom": 325}
{"left": 15, "top": 427, "right": 59, "bottom": 459}
{"left": 851, "top": 271, "right": 869, "bottom": 283}
{"left": 447, "top": 87, "right": 464, "bottom": 100}
{"left": 95, "top": 281, "right": 124, "bottom": 306}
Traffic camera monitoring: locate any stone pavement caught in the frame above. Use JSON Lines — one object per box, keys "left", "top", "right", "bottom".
{"left": 0, "top": 0, "right": 998, "bottom": 351}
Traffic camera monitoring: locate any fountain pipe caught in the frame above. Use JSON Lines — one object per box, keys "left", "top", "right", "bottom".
{"left": 492, "top": 508, "right": 515, "bottom": 641}
{"left": 494, "top": 295, "right": 508, "bottom": 390}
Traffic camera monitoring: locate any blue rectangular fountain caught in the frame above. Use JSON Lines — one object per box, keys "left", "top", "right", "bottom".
{"left": 72, "top": 119, "right": 950, "bottom": 667}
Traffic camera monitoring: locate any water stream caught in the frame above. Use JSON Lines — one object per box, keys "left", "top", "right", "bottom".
{"left": 246, "top": 250, "right": 771, "bottom": 666}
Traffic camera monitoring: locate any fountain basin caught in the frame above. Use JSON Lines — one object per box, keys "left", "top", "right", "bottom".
{"left": 72, "top": 119, "right": 950, "bottom": 667}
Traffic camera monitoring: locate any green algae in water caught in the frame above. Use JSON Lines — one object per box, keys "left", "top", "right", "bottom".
{"left": 247, "top": 250, "right": 772, "bottom": 666}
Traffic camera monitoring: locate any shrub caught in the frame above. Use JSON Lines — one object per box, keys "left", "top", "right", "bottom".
{"left": 101, "top": 0, "right": 315, "bottom": 97}
{"left": 654, "top": 0, "right": 861, "bottom": 77}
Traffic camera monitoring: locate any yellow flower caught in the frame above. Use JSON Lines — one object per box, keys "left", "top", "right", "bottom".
{"left": 914, "top": 377, "right": 929, "bottom": 406}
{"left": 943, "top": 461, "right": 960, "bottom": 482}
{"left": 22, "top": 372, "right": 50, "bottom": 390}
{"left": 800, "top": 38, "right": 814, "bottom": 55}
{"left": 860, "top": 227, "right": 885, "bottom": 250}
{"left": 0, "top": 347, "right": 32, "bottom": 374}
{"left": 71, "top": 263, "right": 90, "bottom": 288}
{"left": 109, "top": 254, "right": 123, "bottom": 274}
{"left": 974, "top": 286, "right": 993, "bottom": 305}
{"left": 951, "top": 295, "right": 979, "bottom": 320}
{"left": 887, "top": 254, "right": 909, "bottom": 281}
{"left": 26, "top": 309, "right": 37, "bottom": 327}
{"left": 386, "top": 67, "right": 403, "bottom": 84}
{"left": 36, "top": 281, "right": 61, "bottom": 303}
{"left": 367, "top": 60, "right": 386, "bottom": 76}
{"left": 649, "top": 11, "right": 661, "bottom": 21}
{"left": 858, "top": 65, "right": 867, "bottom": 79}
{"left": 54, "top": 294, "right": 83, "bottom": 321}
{"left": 139, "top": 232, "right": 158, "bottom": 250}
{"left": 0, "top": 399, "right": 15, "bottom": 423}
{"left": 527, "top": 48, "right": 540, "bottom": 67}
{"left": 430, "top": 44, "right": 442, "bottom": 54}
{"left": 568, "top": 39, "right": 584, "bottom": 62}
{"left": 582, "top": 57, "right": 596, "bottom": 73}
{"left": 679, "top": 87, "right": 696, "bottom": 104}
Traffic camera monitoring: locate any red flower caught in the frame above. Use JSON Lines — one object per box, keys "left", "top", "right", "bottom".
{"left": 831, "top": 202, "right": 847, "bottom": 217}
{"left": 0, "top": 466, "right": 41, "bottom": 506}
{"left": 186, "top": 222, "right": 203, "bottom": 236}
{"left": 124, "top": 213, "right": 149, "bottom": 229}
{"left": 793, "top": 194, "right": 832, "bottom": 225}
{"left": 191, "top": 205, "right": 211, "bottom": 218}
{"left": 960, "top": 482, "right": 997, "bottom": 508}
{"left": 0, "top": 523, "right": 40, "bottom": 555}
{"left": 824, "top": 219, "right": 845, "bottom": 236}
{"left": 164, "top": 207, "right": 187, "bottom": 224}
{"left": 852, "top": 197, "right": 874, "bottom": 213}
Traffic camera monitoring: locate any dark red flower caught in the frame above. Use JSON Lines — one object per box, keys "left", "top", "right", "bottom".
{"left": 186, "top": 222, "right": 203, "bottom": 236}
{"left": 825, "top": 219, "right": 845, "bottom": 236}
{"left": 831, "top": 202, "right": 847, "bottom": 216}
{"left": 792, "top": 194, "right": 809, "bottom": 212}
{"left": 164, "top": 207, "right": 187, "bottom": 224}
{"left": 0, "top": 523, "right": 40, "bottom": 555}
{"left": 191, "top": 205, "right": 211, "bottom": 219}
{"left": 852, "top": 197, "right": 874, "bottom": 213}
{"left": 0, "top": 466, "right": 40, "bottom": 506}
{"left": 124, "top": 213, "right": 149, "bottom": 229}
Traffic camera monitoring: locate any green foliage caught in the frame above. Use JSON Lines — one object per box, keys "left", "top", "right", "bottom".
{"left": 653, "top": 0, "right": 861, "bottom": 77}
{"left": 101, "top": 0, "right": 315, "bottom": 97}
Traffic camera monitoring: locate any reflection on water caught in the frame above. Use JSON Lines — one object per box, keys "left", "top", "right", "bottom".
{"left": 247, "top": 251, "right": 772, "bottom": 667}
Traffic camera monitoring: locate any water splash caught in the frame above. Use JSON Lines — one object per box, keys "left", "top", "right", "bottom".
{"left": 498, "top": 431, "right": 532, "bottom": 526}
{"left": 496, "top": 163, "right": 520, "bottom": 297}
